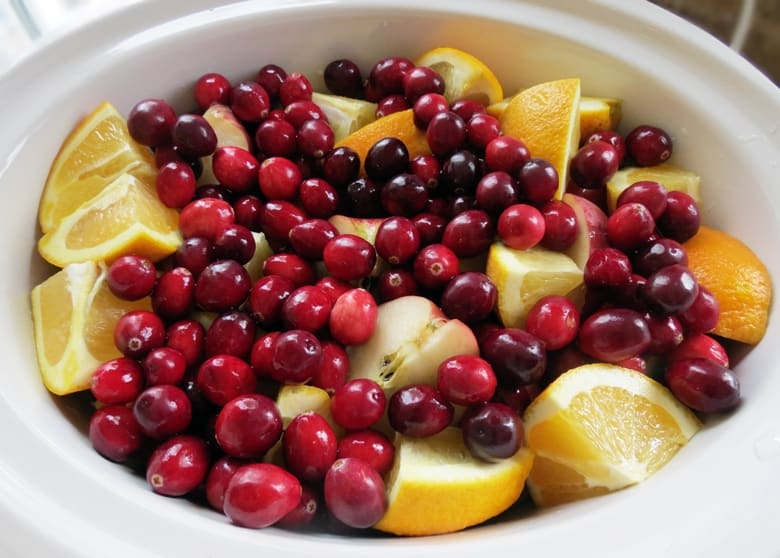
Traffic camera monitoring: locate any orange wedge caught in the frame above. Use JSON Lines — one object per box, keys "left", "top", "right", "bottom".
{"left": 415, "top": 46, "right": 504, "bottom": 106}
{"left": 523, "top": 364, "right": 701, "bottom": 507}
{"left": 30, "top": 261, "right": 152, "bottom": 395}
{"left": 499, "top": 78, "right": 581, "bottom": 200}
{"left": 374, "top": 427, "right": 534, "bottom": 536}
{"left": 683, "top": 225, "right": 772, "bottom": 344}
{"left": 335, "top": 108, "right": 429, "bottom": 173}
{"left": 38, "top": 101, "right": 156, "bottom": 234}
{"left": 38, "top": 173, "right": 181, "bottom": 267}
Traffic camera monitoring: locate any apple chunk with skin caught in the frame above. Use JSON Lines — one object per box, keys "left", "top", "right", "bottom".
{"left": 347, "top": 295, "right": 479, "bottom": 395}
{"left": 199, "top": 103, "right": 251, "bottom": 185}
{"left": 562, "top": 192, "right": 609, "bottom": 270}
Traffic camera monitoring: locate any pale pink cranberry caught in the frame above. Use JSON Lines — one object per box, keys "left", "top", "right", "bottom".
{"left": 329, "top": 288, "right": 378, "bottom": 346}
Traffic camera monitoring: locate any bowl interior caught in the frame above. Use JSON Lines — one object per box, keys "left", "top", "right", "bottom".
{"left": 1, "top": 1, "right": 778, "bottom": 556}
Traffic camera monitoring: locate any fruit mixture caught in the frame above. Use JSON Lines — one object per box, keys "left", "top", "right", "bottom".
{"left": 30, "top": 46, "right": 772, "bottom": 535}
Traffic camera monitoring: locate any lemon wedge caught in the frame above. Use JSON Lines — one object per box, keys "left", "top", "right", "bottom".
{"left": 415, "top": 46, "right": 504, "bottom": 106}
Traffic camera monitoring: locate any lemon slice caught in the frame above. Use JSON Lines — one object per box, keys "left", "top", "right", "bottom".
{"left": 38, "top": 101, "right": 156, "bottom": 234}
{"left": 485, "top": 242, "right": 583, "bottom": 329}
{"left": 606, "top": 163, "right": 701, "bottom": 212}
{"left": 499, "top": 78, "right": 581, "bottom": 199}
{"left": 373, "top": 426, "right": 534, "bottom": 536}
{"left": 38, "top": 173, "right": 182, "bottom": 267}
{"left": 275, "top": 384, "right": 339, "bottom": 432}
{"left": 30, "top": 261, "right": 152, "bottom": 395}
{"left": 523, "top": 363, "right": 701, "bottom": 507}
{"left": 312, "top": 92, "right": 377, "bottom": 143}
{"left": 415, "top": 46, "right": 504, "bottom": 106}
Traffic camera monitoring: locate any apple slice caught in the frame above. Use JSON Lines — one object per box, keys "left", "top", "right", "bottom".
{"left": 562, "top": 192, "right": 609, "bottom": 270}
{"left": 199, "top": 103, "right": 251, "bottom": 185}
{"left": 347, "top": 295, "right": 479, "bottom": 394}
{"left": 244, "top": 231, "right": 274, "bottom": 282}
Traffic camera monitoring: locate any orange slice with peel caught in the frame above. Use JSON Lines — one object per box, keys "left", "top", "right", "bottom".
{"left": 30, "top": 261, "right": 152, "bottom": 395}
{"left": 37, "top": 173, "right": 181, "bottom": 267}
{"left": 499, "top": 78, "right": 581, "bottom": 200}
{"left": 335, "top": 108, "right": 429, "bottom": 173}
{"left": 414, "top": 46, "right": 504, "bottom": 106}
{"left": 523, "top": 363, "right": 701, "bottom": 507}
{"left": 683, "top": 225, "right": 772, "bottom": 344}
{"left": 38, "top": 101, "right": 156, "bottom": 234}
{"left": 373, "top": 426, "right": 534, "bottom": 536}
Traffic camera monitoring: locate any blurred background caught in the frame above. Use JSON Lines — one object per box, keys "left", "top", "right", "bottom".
{"left": 0, "top": 0, "right": 778, "bottom": 84}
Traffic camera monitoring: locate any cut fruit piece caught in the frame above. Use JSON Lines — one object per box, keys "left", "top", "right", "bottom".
{"left": 523, "top": 363, "right": 701, "bottom": 507}
{"left": 199, "top": 103, "right": 252, "bottom": 185}
{"left": 275, "top": 384, "right": 340, "bottom": 433}
{"left": 486, "top": 242, "right": 583, "bottom": 329}
{"left": 347, "top": 295, "right": 479, "bottom": 395}
{"left": 335, "top": 108, "right": 429, "bottom": 173}
{"left": 38, "top": 101, "right": 157, "bottom": 234}
{"left": 38, "top": 173, "right": 182, "bottom": 267}
{"left": 244, "top": 231, "right": 275, "bottom": 282}
{"left": 373, "top": 426, "right": 534, "bottom": 536}
{"left": 561, "top": 192, "right": 609, "bottom": 270}
{"left": 606, "top": 163, "right": 701, "bottom": 213}
{"left": 488, "top": 95, "right": 621, "bottom": 139}
{"left": 499, "top": 78, "right": 581, "bottom": 200}
{"left": 684, "top": 225, "right": 772, "bottom": 344}
{"left": 414, "top": 46, "right": 504, "bottom": 106}
{"left": 312, "top": 92, "right": 377, "bottom": 143}
{"left": 30, "top": 261, "right": 152, "bottom": 395}
{"left": 578, "top": 96, "right": 622, "bottom": 139}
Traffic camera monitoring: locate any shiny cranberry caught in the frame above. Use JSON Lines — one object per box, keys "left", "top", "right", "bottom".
{"left": 279, "top": 72, "right": 313, "bottom": 105}
{"left": 607, "top": 202, "right": 656, "bottom": 251}
{"left": 197, "top": 354, "right": 256, "bottom": 407}
{"left": 323, "top": 234, "right": 377, "bottom": 282}
{"left": 105, "top": 255, "right": 156, "bottom": 301}
{"left": 324, "top": 58, "right": 363, "bottom": 98}
{"left": 616, "top": 180, "right": 669, "bottom": 219}
{"left": 146, "top": 435, "right": 209, "bottom": 496}
{"left": 440, "top": 150, "right": 481, "bottom": 196}
{"left": 256, "top": 63, "right": 287, "bottom": 101}
{"left": 657, "top": 191, "right": 700, "bottom": 242}
{"left": 642, "top": 264, "right": 699, "bottom": 314}
{"left": 205, "top": 311, "right": 256, "bottom": 359}
{"left": 156, "top": 160, "right": 196, "bottom": 208}
{"left": 215, "top": 394, "right": 283, "bottom": 459}
{"left": 114, "top": 310, "right": 165, "bottom": 358}
{"left": 475, "top": 171, "right": 519, "bottom": 214}
{"left": 669, "top": 332, "right": 730, "bottom": 367}
{"left": 255, "top": 118, "right": 297, "bottom": 157}
{"left": 324, "top": 458, "right": 387, "bottom": 529}
{"left": 584, "top": 247, "right": 633, "bottom": 288}
{"left": 462, "top": 402, "right": 523, "bottom": 461}
{"left": 223, "top": 463, "right": 301, "bottom": 528}
{"left": 569, "top": 141, "right": 619, "bottom": 188}
{"left": 298, "top": 177, "right": 339, "bottom": 218}
{"left": 195, "top": 260, "right": 252, "bottom": 312}
{"left": 368, "top": 56, "right": 414, "bottom": 96}
{"left": 194, "top": 72, "right": 231, "bottom": 109}
{"left": 281, "top": 285, "right": 333, "bottom": 332}
{"left": 578, "top": 308, "right": 651, "bottom": 362}
{"left": 373, "top": 216, "right": 419, "bottom": 265}
{"left": 412, "top": 212, "right": 447, "bottom": 245}
{"left": 270, "top": 329, "right": 322, "bottom": 384}
{"left": 625, "top": 124, "right": 673, "bottom": 166}
{"left": 172, "top": 114, "right": 217, "bottom": 158}
{"left": 321, "top": 147, "right": 360, "bottom": 188}
{"left": 175, "top": 237, "right": 214, "bottom": 277}
{"left": 412, "top": 243, "right": 459, "bottom": 289}
{"left": 230, "top": 81, "right": 271, "bottom": 122}
{"left": 467, "top": 113, "right": 501, "bottom": 153}
{"left": 376, "top": 268, "right": 419, "bottom": 302}
{"left": 249, "top": 332, "right": 279, "bottom": 379}
{"left": 388, "top": 384, "right": 453, "bottom": 437}
{"left": 586, "top": 130, "right": 626, "bottom": 163}
{"left": 450, "top": 99, "right": 485, "bottom": 121}
{"left": 412, "top": 93, "right": 449, "bottom": 129}
{"left": 283, "top": 412, "right": 338, "bottom": 482}
{"left": 260, "top": 200, "right": 307, "bottom": 243}
{"left": 442, "top": 209, "right": 494, "bottom": 257}
{"left": 205, "top": 455, "right": 244, "bottom": 511}
{"left": 437, "top": 355, "right": 497, "bottom": 406}
{"left": 403, "top": 66, "right": 444, "bottom": 103}
{"left": 262, "top": 253, "right": 315, "bottom": 287}
{"left": 484, "top": 136, "right": 530, "bottom": 175}
{"left": 375, "top": 94, "right": 409, "bottom": 118}
{"left": 633, "top": 237, "right": 688, "bottom": 276}
{"left": 540, "top": 199, "right": 578, "bottom": 250}
{"left": 345, "top": 177, "right": 383, "bottom": 217}
{"left": 289, "top": 218, "right": 338, "bottom": 260}
{"left": 665, "top": 358, "right": 740, "bottom": 413}
{"left": 278, "top": 485, "right": 320, "bottom": 530}
{"left": 246, "top": 275, "right": 294, "bottom": 328}
{"left": 525, "top": 295, "right": 580, "bottom": 351}
{"left": 310, "top": 340, "right": 349, "bottom": 395}
{"left": 337, "top": 430, "right": 395, "bottom": 475}
{"left": 330, "top": 379, "right": 386, "bottom": 431}
{"left": 497, "top": 203, "right": 545, "bottom": 250}
{"left": 440, "top": 271, "right": 497, "bottom": 324}
{"left": 678, "top": 285, "right": 720, "bottom": 333}
{"left": 133, "top": 384, "right": 192, "bottom": 440}
{"left": 127, "top": 98, "right": 176, "bottom": 147}
{"left": 381, "top": 173, "right": 428, "bottom": 216}
{"left": 297, "top": 119, "right": 334, "bottom": 159}
{"left": 427, "top": 111, "right": 467, "bottom": 157}
{"left": 212, "top": 146, "right": 259, "bottom": 194}
{"left": 143, "top": 347, "right": 187, "bottom": 386}
{"left": 166, "top": 319, "right": 205, "bottom": 367}
{"left": 329, "top": 288, "right": 378, "bottom": 346}
{"left": 213, "top": 224, "right": 255, "bottom": 265}
{"left": 179, "top": 198, "right": 235, "bottom": 241}
{"left": 645, "top": 314, "right": 685, "bottom": 354}
{"left": 480, "top": 328, "right": 547, "bottom": 387}
{"left": 89, "top": 405, "right": 145, "bottom": 462}
{"left": 91, "top": 357, "right": 145, "bottom": 404}
{"left": 152, "top": 267, "right": 195, "bottom": 320}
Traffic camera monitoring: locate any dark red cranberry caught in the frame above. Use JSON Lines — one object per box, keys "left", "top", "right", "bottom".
{"left": 89, "top": 405, "right": 145, "bottom": 462}
{"left": 577, "top": 308, "right": 651, "bottom": 363}
{"left": 152, "top": 267, "right": 195, "bottom": 320}
{"left": 127, "top": 98, "right": 176, "bottom": 147}
{"left": 440, "top": 271, "right": 497, "bottom": 324}
{"left": 146, "top": 435, "right": 209, "bottom": 496}
{"left": 270, "top": 329, "right": 322, "bottom": 384}
{"left": 323, "top": 458, "right": 387, "bottom": 529}
{"left": 172, "top": 114, "right": 217, "bottom": 158}
{"left": 283, "top": 412, "right": 338, "bottom": 482}
{"left": 388, "top": 384, "right": 453, "bottom": 437}
{"left": 215, "top": 394, "right": 283, "bottom": 459}
{"left": 205, "top": 311, "right": 256, "bottom": 359}
{"left": 230, "top": 81, "right": 271, "bottom": 122}
{"left": 205, "top": 456, "right": 245, "bottom": 511}
{"left": 143, "top": 347, "right": 187, "bottom": 386}
{"left": 133, "top": 384, "right": 192, "bottom": 440}
{"left": 324, "top": 58, "right": 364, "bottom": 98}
{"left": 462, "top": 402, "right": 523, "bottom": 461}
{"left": 665, "top": 358, "right": 740, "bottom": 413}
{"left": 255, "top": 63, "right": 287, "bottom": 101}
{"left": 195, "top": 260, "right": 252, "bottom": 312}
{"left": 197, "top": 354, "right": 256, "bottom": 407}
{"left": 114, "top": 310, "right": 166, "bottom": 358}
{"left": 625, "top": 124, "right": 673, "bottom": 166}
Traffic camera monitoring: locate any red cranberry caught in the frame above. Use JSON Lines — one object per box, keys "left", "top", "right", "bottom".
{"left": 427, "top": 111, "right": 467, "bottom": 157}
{"left": 281, "top": 285, "right": 333, "bottom": 332}
{"left": 323, "top": 458, "right": 387, "bottom": 529}
{"left": 657, "top": 190, "right": 700, "bottom": 243}
{"left": 196, "top": 355, "right": 256, "bottom": 407}
{"left": 152, "top": 267, "right": 195, "bottom": 320}
{"left": 127, "top": 98, "right": 176, "bottom": 147}
{"left": 616, "top": 180, "right": 669, "bottom": 219}
{"left": 283, "top": 412, "right": 338, "bottom": 482}
{"left": 310, "top": 340, "right": 349, "bottom": 395}
{"left": 213, "top": 223, "right": 256, "bottom": 264}
{"left": 606, "top": 202, "right": 656, "bottom": 251}
{"left": 518, "top": 158, "right": 559, "bottom": 204}
{"left": 255, "top": 118, "right": 297, "bottom": 157}
{"left": 437, "top": 355, "right": 497, "bottom": 406}
{"left": 337, "top": 430, "right": 395, "bottom": 475}
{"left": 412, "top": 243, "right": 459, "bottom": 289}
{"left": 331, "top": 378, "right": 386, "bottom": 431}
{"left": 105, "top": 255, "right": 156, "bottom": 301}
{"left": 577, "top": 308, "right": 651, "bottom": 363}
{"left": 442, "top": 209, "right": 495, "bottom": 258}
{"left": 376, "top": 268, "right": 419, "bottom": 302}
{"left": 298, "top": 177, "right": 339, "bottom": 218}
{"left": 467, "top": 113, "right": 502, "bottom": 153}
{"left": 413, "top": 93, "right": 449, "bottom": 129}
{"left": 462, "top": 402, "right": 523, "bottom": 461}
{"left": 175, "top": 237, "right": 214, "bottom": 277}
{"left": 368, "top": 56, "right": 414, "bottom": 96}
{"left": 89, "top": 405, "right": 145, "bottom": 462}
{"left": 250, "top": 332, "right": 280, "bottom": 379}
{"left": 525, "top": 295, "right": 580, "bottom": 350}
{"left": 323, "top": 234, "right": 377, "bottom": 282}
{"left": 143, "top": 347, "right": 187, "bottom": 386}
{"left": 230, "top": 81, "right": 271, "bottom": 122}
{"left": 480, "top": 328, "right": 547, "bottom": 386}
{"left": 540, "top": 199, "right": 578, "bottom": 251}
{"left": 329, "top": 288, "right": 378, "bottom": 346}
{"left": 388, "top": 384, "right": 453, "bottom": 437}
{"left": 322, "top": 147, "right": 360, "bottom": 188}
{"left": 279, "top": 72, "right": 313, "bottom": 106}
{"left": 260, "top": 200, "right": 307, "bottom": 243}
{"left": 166, "top": 319, "right": 205, "bottom": 367}
{"left": 205, "top": 455, "right": 244, "bottom": 511}
{"left": 584, "top": 247, "right": 633, "bottom": 288}
{"left": 194, "top": 72, "right": 231, "bottom": 109}
{"left": 262, "top": 253, "right": 315, "bottom": 287}
{"left": 278, "top": 485, "right": 320, "bottom": 530}
{"left": 497, "top": 203, "right": 545, "bottom": 250}
{"left": 146, "top": 435, "right": 209, "bottom": 496}
{"left": 90, "top": 357, "right": 145, "bottom": 405}
{"left": 172, "top": 114, "right": 217, "bottom": 159}
{"left": 223, "top": 463, "right": 301, "bottom": 528}
{"left": 440, "top": 271, "right": 497, "bottom": 324}
{"left": 270, "top": 329, "right": 322, "bottom": 384}
{"left": 625, "top": 124, "right": 673, "bottom": 166}
{"left": 205, "top": 311, "right": 256, "bottom": 359}
{"left": 179, "top": 198, "right": 234, "bottom": 241}
{"left": 215, "top": 394, "right": 282, "bottom": 459}
{"left": 212, "top": 146, "right": 259, "bottom": 194}
{"left": 412, "top": 212, "right": 446, "bottom": 245}
{"left": 569, "top": 141, "right": 620, "bottom": 188}
{"left": 665, "top": 358, "right": 740, "bottom": 413}
{"left": 381, "top": 173, "right": 429, "bottom": 216}
{"left": 586, "top": 130, "right": 626, "bottom": 163}
{"left": 156, "top": 160, "right": 196, "bottom": 209}
{"left": 133, "top": 384, "right": 192, "bottom": 440}
{"left": 256, "top": 63, "right": 287, "bottom": 101}
{"left": 248, "top": 274, "right": 295, "bottom": 328}
{"left": 289, "top": 218, "right": 338, "bottom": 261}
{"left": 669, "top": 333, "right": 730, "bottom": 367}
{"left": 324, "top": 58, "right": 363, "bottom": 98}
{"left": 195, "top": 260, "right": 252, "bottom": 312}
{"left": 642, "top": 264, "right": 699, "bottom": 314}
{"left": 475, "top": 171, "right": 519, "bottom": 215}
{"left": 485, "top": 136, "right": 530, "bottom": 175}
{"left": 114, "top": 310, "right": 165, "bottom": 358}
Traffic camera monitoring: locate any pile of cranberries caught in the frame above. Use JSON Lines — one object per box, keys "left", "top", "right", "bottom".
{"left": 85, "top": 53, "right": 741, "bottom": 532}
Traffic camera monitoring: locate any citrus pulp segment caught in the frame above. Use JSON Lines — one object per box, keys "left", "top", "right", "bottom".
{"left": 414, "top": 46, "right": 504, "bottom": 106}
{"left": 31, "top": 261, "right": 152, "bottom": 395}
{"left": 373, "top": 427, "right": 534, "bottom": 536}
{"left": 684, "top": 225, "right": 772, "bottom": 344}
{"left": 486, "top": 242, "right": 583, "bottom": 329}
{"left": 37, "top": 173, "right": 182, "bottom": 267}
{"left": 499, "top": 78, "right": 581, "bottom": 200}
{"left": 38, "top": 101, "right": 156, "bottom": 234}
{"left": 523, "top": 363, "right": 701, "bottom": 507}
